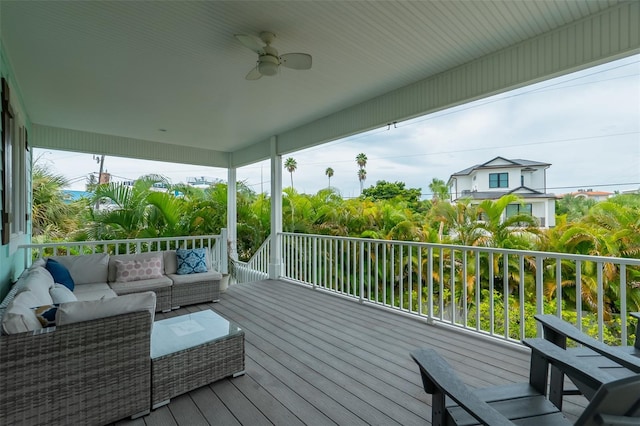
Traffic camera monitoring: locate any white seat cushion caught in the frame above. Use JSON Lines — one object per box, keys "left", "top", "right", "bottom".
{"left": 109, "top": 276, "right": 172, "bottom": 294}
{"left": 168, "top": 270, "right": 222, "bottom": 286}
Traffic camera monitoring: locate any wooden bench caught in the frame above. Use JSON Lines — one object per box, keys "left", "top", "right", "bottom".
{"left": 411, "top": 338, "right": 640, "bottom": 425}
{"left": 535, "top": 314, "right": 640, "bottom": 408}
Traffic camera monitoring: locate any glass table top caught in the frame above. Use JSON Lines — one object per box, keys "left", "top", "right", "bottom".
{"left": 151, "top": 309, "right": 242, "bottom": 359}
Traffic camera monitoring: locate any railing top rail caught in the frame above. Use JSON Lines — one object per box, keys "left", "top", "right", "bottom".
{"left": 279, "top": 232, "right": 640, "bottom": 266}
{"left": 19, "top": 234, "right": 222, "bottom": 250}
{"left": 254, "top": 236, "right": 271, "bottom": 253}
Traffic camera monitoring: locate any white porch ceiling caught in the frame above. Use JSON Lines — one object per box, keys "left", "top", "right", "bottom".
{"left": 1, "top": 1, "right": 636, "bottom": 168}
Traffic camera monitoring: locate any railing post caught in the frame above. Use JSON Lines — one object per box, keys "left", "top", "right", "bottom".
{"left": 621, "top": 264, "right": 627, "bottom": 346}
{"left": 359, "top": 241, "right": 365, "bottom": 303}
{"left": 313, "top": 236, "right": 318, "bottom": 289}
{"left": 220, "top": 228, "right": 228, "bottom": 274}
{"left": 536, "top": 256, "right": 544, "bottom": 337}
{"left": 427, "top": 247, "right": 434, "bottom": 323}
{"left": 597, "top": 262, "right": 604, "bottom": 341}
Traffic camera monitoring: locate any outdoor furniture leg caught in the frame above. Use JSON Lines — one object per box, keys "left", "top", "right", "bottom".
{"left": 542, "top": 321, "right": 568, "bottom": 409}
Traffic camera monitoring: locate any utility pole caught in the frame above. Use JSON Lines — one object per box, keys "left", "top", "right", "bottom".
{"left": 97, "top": 154, "right": 105, "bottom": 183}
{"left": 93, "top": 154, "right": 106, "bottom": 209}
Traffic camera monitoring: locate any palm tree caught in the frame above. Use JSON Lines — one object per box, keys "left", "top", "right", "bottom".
{"left": 428, "top": 178, "right": 450, "bottom": 202}
{"left": 356, "top": 153, "right": 367, "bottom": 194}
{"left": 475, "top": 194, "right": 542, "bottom": 249}
{"left": 89, "top": 174, "right": 186, "bottom": 239}
{"left": 356, "top": 153, "right": 367, "bottom": 169}
{"left": 32, "top": 163, "right": 82, "bottom": 240}
{"left": 325, "top": 167, "right": 334, "bottom": 188}
{"left": 357, "top": 168, "right": 367, "bottom": 194}
{"left": 284, "top": 157, "right": 297, "bottom": 189}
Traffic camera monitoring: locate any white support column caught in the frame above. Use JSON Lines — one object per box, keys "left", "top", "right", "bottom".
{"left": 227, "top": 167, "right": 238, "bottom": 269}
{"left": 269, "top": 136, "right": 283, "bottom": 279}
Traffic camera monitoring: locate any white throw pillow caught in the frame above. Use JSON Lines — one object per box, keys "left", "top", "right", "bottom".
{"left": 1, "top": 291, "right": 44, "bottom": 334}
{"left": 50, "top": 284, "right": 78, "bottom": 304}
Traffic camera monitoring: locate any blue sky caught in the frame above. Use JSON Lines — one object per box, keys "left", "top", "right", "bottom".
{"left": 38, "top": 54, "right": 640, "bottom": 199}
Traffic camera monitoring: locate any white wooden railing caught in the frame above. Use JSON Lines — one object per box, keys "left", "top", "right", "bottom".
{"left": 20, "top": 232, "right": 227, "bottom": 273}
{"left": 234, "top": 237, "right": 270, "bottom": 283}
{"left": 20, "top": 230, "right": 640, "bottom": 345}
{"left": 279, "top": 232, "right": 640, "bottom": 345}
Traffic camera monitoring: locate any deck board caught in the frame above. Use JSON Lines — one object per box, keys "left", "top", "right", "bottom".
{"left": 114, "top": 279, "right": 588, "bottom": 425}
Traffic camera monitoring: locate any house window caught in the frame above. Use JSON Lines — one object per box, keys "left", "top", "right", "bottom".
{"left": 506, "top": 203, "right": 532, "bottom": 217}
{"left": 489, "top": 173, "right": 508, "bottom": 188}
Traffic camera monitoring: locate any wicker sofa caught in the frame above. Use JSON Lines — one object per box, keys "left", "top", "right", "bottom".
{"left": 0, "top": 289, "right": 156, "bottom": 425}
{"left": 0, "top": 248, "right": 222, "bottom": 424}
{"left": 43, "top": 249, "right": 222, "bottom": 312}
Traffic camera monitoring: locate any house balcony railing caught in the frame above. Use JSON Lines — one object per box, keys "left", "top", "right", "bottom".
{"left": 19, "top": 233, "right": 227, "bottom": 273}
{"left": 277, "top": 232, "right": 640, "bottom": 345}
{"left": 19, "top": 231, "right": 640, "bottom": 346}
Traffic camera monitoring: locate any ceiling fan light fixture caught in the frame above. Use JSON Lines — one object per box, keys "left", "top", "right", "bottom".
{"left": 258, "top": 56, "right": 279, "bottom": 76}
{"left": 236, "top": 31, "right": 311, "bottom": 80}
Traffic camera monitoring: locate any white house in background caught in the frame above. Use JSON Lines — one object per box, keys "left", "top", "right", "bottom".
{"left": 187, "top": 176, "right": 217, "bottom": 189}
{"left": 560, "top": 189, "right": 613, "bottom": 202}
{"left": 447, "top": 156, "right": 556, "bottom": 227}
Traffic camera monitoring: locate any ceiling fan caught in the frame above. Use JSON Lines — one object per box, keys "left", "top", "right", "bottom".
{"left": 235, "top": 31, "right": 312, "bottom": 80}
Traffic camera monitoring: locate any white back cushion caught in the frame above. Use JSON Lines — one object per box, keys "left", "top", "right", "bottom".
{"left": 18, "top": 267, "right": 55, "bottom": 305}
{"left": 56, "top": 291, "right": 156, "bottom": 326}
{"left": 49, "top": 253, "right": 109, "bottom": 285}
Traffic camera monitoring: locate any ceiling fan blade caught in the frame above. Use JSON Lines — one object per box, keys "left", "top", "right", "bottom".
{"left": 235, "top": 34, "right": 265, "bottom": 55}
{"left": 245, "top": 67, "right": 262, "bottom": 80}
{"left": 280, "top": 53, "right": 312, "bottom": 70}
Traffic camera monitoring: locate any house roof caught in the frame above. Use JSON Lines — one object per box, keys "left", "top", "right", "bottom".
{"left": 1, "top": 2, "right": 637, "bottom": 168}
{"left": 458, "top": 185, "right": 556, "bottom": 201}
{"left": 450, "top": 156, "right": 552, "bottom": 177}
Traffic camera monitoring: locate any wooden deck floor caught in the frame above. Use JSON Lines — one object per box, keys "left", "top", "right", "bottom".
{"left": 115, "top": 279, "right": 587, "bottom": 426}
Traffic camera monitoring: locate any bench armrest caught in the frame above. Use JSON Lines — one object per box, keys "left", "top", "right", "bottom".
{"left": 534, "top": 314, "right": 640, "bottom": 372}
{"left": 524, "top": 338, "right": 615, "bottom": 390}
{"left": 411, "top": 348, "right": 514, "bottom": 426}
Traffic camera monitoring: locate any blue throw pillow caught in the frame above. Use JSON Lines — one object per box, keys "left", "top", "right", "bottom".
{"left": 45, "top": 259, "right": 75, "bottom": 291}
{"left": 176, "top": 248, "right": 208, "bottom": 275}
{"left": 32, "top": 304, "right": 59, "bottom": 327}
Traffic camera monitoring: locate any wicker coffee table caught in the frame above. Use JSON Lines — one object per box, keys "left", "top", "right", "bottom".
{"left": 150, "top": 309, "right": 245, "bottom": 409}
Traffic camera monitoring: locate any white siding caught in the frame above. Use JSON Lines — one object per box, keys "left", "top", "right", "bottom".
{"left": 527, "top": 169, "right": 547, "bottom": 192}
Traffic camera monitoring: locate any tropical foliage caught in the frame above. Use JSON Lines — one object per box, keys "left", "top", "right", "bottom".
{"left": 33, "top": 160, "right": 640, "bottom": 342}
{"left": 31, "top": 163, "right": 86, "bottom": 241}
